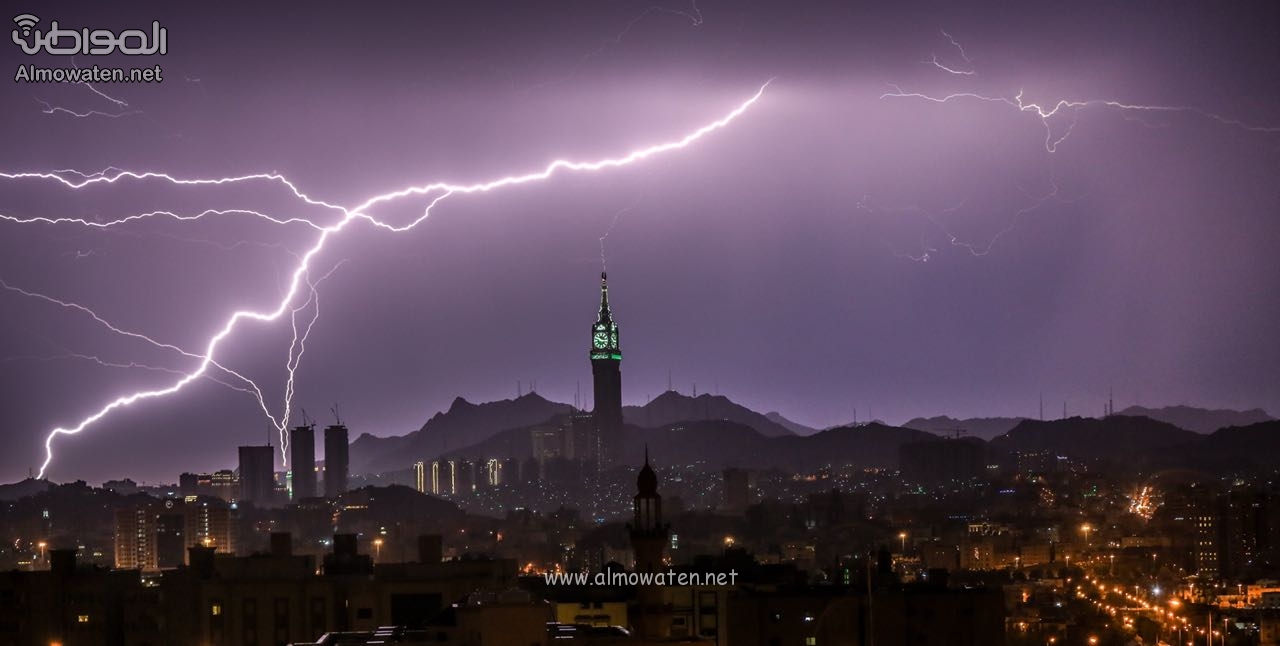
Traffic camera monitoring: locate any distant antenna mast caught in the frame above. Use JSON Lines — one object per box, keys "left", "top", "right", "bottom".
{"left": 667, "top": 370, "right": 673, "bottom": 393}
{"left": 1039, "top": 392, "right": 1044, "bottom": 421}
{"left": 331, "top": 403, "right": 343, "bottom": 426}
{"left": 517, "top": 380, "right": 522, "bottom": 398}
{"left": 300, "top": 407, "right": 313, "bottom": 428}
{"left": 1062, "top": 401, "right": 1067, "bottom": 420}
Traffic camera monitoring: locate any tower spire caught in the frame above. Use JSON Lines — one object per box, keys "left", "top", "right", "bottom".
{"left": 598, "top": 271, "right": 612, "bottom": 323}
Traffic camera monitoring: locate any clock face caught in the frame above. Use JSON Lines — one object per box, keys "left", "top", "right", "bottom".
{"left": 594, "top": 329, "right": 610, "bottom": 349}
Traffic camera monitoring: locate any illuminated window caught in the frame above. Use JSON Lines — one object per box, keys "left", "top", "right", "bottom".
{"left": 806, "top": 639, "right": 817, "bottom": 646}
{"left": 77, "top": 614, "right": 90, "bottom": 623}
{"left": 211, "top": 603, "right": 222, "bottom": 616}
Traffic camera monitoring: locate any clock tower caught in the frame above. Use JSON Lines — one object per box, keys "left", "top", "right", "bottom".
{"left": 590, "top": 271, "right": 623, "bottom": 440}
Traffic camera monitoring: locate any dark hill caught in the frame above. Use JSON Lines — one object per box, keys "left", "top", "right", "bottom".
{"left": 990, "top": 415, "right": 1199, "bottom": 462}
{"left": 764, "top": 411, "right": 818, "bottom": 435}
{"left": 903, "top": 415, "right": 1026, "bottom": 441}
{"left": 1115, "top": 405, "right": 1273, "bottom": 434}
{"left": 622, "top": 391, "right": 795, "bottom": 437}
{"left": 1185, "top": 420, "right": 1280, "bottom": 470}
{"left": 350, "top": 393, "right": 572, "bottom": 474}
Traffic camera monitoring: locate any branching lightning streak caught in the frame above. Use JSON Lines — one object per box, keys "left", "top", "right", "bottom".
{"left": 599, "top": 197, "right": 642, "bottom": 271}
{"left": 0, "top": 206, "right": 327, "bottom": 230}
{"left": 280, "top": 260, "right": 347, "bottom": 447}
{"left": 72, "top": 58, "right": 130, "bottom": 109}
{"left": 36, "top": 98, "right": 141, "bottom": 120}
{"left": 34, "top": 59, "right": 137, "bottom": 119}
{"left": 926, "top": 30, "right": 975, "bottom": 76}
{"left": 9, "top": 81, "right": 769, "bottom": 478}
{"left": 1, "top": 351, "right": 258, "bottom": 396}
{"left": 880, "top": 85, "right": 1280, "bottom": 152}
{"left": 0, "top": 278, "right": 279, "bottom": 423}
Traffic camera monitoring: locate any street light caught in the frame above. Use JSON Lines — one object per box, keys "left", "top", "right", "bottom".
{"left": 898, "top": 532, "right": 907, "bottom": 553}
{"left": 373, "top": 538, "right": 383, "bottom": 562}
{"left": 1081, "top": 524, "right": 1092, "bottom": 547}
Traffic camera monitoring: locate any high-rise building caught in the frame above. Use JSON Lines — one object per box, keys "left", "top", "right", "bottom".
{"left": 154, "top": 508, "right": 187, "bottom": 569}
{"left": 589, "top": 272, "right": 622, "bottom": 466}
{"left": 210, "top": 469, "right": 237, "bottom": 500}
{"left": 414, "top": 461, "right": 426, "bottom": 494}
{"left": 324, "top": 424, "right": 349, "bottom": 498}
{"left": 114, "top": 500, "right": 236, "bottom": 571}
{"left": 434, "top": 459, "right": 457, "bottom": 495}
{"left": 237, "top": 445, "right": 275, "bottom": 505}
{"left": 114, "top": 506, "right": 157, "bottom": 571}
{"left": 430, "top": 460, "right": 443, "bottom": 495}
{"left": 185, "top": 501, "right": 236, "bottom": 555}
{"left": 290, "top": 424, "right": 317, "bottom": 500}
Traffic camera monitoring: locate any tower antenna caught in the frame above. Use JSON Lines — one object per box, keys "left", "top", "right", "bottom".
{"left": 331, "top": 403, "right": 342, "bottom": 426}
{"left": 1039, "top": 392, "right": 1043, "bottom": 421}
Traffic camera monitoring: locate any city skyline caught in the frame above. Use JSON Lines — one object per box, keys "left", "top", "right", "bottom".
{"left": 2, "top": 2, "right": 1278, "bottom": 484}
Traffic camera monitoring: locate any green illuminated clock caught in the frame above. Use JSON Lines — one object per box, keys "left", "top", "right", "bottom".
{"left": 593, "top": 327, "right": 611, "bottom": 349}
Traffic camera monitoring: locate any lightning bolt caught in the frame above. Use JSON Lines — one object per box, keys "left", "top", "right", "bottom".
{"left": 5, "top": 81, "right": 770, "bottom": 479}
{"left": 925, "top": 30, "right": 975, "bottom": 76}
{"left": 35, "top": 97, "right": 141, "bottom": 120}
{"left": 880, "top": 84, "right": 1280, "bottom": 153}
{"left": 34, "top": 59, "right": 138, "bottom": 119}
{"left": 0, "top": 206, "right": 327, "bottom": 230}
{"left": 0, "top": 278, "right": 279, "bottom": 425}
{"left": 599, "top": 197, "right": 643, "bottom": 272}
{"left": 1, "top": 350, "right": 259, "bottom": 397}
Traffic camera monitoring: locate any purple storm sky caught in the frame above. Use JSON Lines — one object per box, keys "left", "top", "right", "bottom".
{"left": 1, "top": 1, "right": 1278, "bottom": 483}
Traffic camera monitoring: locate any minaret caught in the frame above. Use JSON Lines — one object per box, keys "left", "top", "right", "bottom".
{"left": 628, "top": 448, "right": 670, "bottom": 638}
{"left": 590, "top": 271, "right": 623, "bottom": 464}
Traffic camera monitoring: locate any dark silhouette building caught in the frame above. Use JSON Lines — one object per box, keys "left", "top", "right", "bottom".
{"left": 589, "top": 271, "right": 622, "bottom": 466}
{"left": 628, "top": 449, "right": 671, "bottom": 638}
{"left": 289, "top": 424, "right": 317, "bottom": 500}
{"left": 237, "top": 445, "right": 275, "bottom": 505}
{"left": 323, "top": 424, "right": 349, "bottom": 498}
